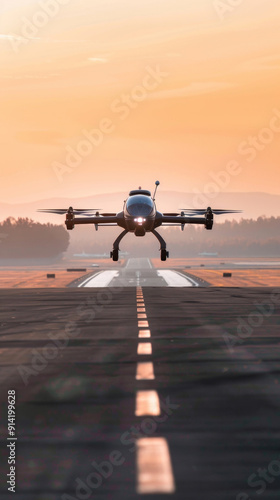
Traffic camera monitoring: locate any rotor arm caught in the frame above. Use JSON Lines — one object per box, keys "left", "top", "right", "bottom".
{"left": 72, "top": 216, "right": 118, "bottom": 225}
{"left": 161, "top": 216, "right": 206, "bottom": 225}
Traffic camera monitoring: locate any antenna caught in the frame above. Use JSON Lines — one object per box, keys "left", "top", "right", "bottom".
{"left": 153, "top": 180, "right": 160, "bottom": 200}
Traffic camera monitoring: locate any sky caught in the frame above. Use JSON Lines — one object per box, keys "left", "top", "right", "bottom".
{"left": 0, "top": 0, "right": 280, "bottom": 203}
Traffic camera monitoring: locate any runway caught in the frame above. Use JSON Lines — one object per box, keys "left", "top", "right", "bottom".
{"left": 78, "top": 258, "right": 199, "bottom": 288}
{"left": 0, "top": 286, "right": 280, "bottom": 499}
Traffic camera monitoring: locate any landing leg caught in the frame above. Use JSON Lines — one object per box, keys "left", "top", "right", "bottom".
{"left": 110, "top": 230, "right": 129, "bottom": 261}
{"left": 151, "top": 229, "right": 169, "bottom": 261}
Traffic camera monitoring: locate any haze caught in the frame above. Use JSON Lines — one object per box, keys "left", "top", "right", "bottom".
{"left": 1, "top": 0, "right": 280, "bottom": 204}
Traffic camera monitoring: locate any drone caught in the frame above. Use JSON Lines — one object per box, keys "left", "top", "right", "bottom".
{"left": 38, "top": 181, "right": 241, "bottom": 261}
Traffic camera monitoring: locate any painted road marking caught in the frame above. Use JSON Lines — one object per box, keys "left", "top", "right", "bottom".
{"left": 137, "top": 343, "right": 152, "bottom": 355}
{"left": 136, "top": 362, "right": 155, "bottom": 380}
{"left": 136, "top": 438, "right": 175, "bottom": 494}
{"left": 137, "top": 313, "right": 147, "bottom": 319}
{"left": 138, "top": 330, "right": 151, "bottom": 338}
{"left": 137, "top": 307, "right": 146, "bottom": 312}
{"left": 138, "top": 320, "right": 149, "bottom": 328}
{"left": 157, "top": 270, "right": 197, "bottom": 287}
{"left": 135, "top": 390, "right": 160, "bottom": 416}
{"left": 79, "top": 271, "right": 119, "bottom": 288}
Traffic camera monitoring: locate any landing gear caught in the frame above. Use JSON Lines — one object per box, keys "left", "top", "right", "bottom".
{"left": 160, "top": 249, "right": 169, "bottom": 261}
{"left": 110, "top": 229, "right": 129, "bottom": 261}
{"left": 110, "top": 249, "right": 119, "bottom": 261}
{"left": 152, "top": 229, "right": 169, "bottom": 261}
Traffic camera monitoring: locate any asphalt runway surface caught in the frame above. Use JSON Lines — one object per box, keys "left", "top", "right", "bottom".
{"left": 0, "top": 260, "right": 280, "bottom": 499}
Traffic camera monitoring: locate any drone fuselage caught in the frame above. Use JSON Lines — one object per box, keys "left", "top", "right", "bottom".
{"left": 122, "top": 191, "right": 159, "bottom": 234}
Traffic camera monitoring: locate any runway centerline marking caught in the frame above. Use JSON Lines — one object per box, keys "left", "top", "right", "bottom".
{"left": 135, "top": 390, "right": 160, "bottom": 416}
{"left": 134, "top": 285, "right": 176, "bottom": 496}
{"left": 138, "top": 320, "right": 149, "bottom": 328}
{"left": 137, "top": 343, "right": 152, "bottom": 355}
{"left": 136, "top": 438, "right": 175, "bottom": 494}
{"left": 138, "top": 330, "right": 151, "bottom": 338}
{"left": 136, "top": 362, "right": 155, "bottom": 380}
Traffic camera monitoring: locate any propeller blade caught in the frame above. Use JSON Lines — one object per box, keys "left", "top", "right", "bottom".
{"left": 74, "top": 209, "right": 101, "bottom": 212}
{"left": 212, "top": 210, "right": 242, "bottom": 215}
{"left": 180, "top": 208, "right": 242, "bottom": 215}
{"left": 37, "top": 208, "right": 100, "bottom": 215}
{"left": 37, "top": 209, "right": 68, "bottom": 214}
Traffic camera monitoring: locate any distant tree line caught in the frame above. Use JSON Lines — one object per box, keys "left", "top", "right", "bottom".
{"left": 67, "top": 216, "right": 280, "bottom": 257}
{"left": 0, "top": 218, "right": 69, "bottom": 258}
{"left": 162, "top": 216, "right": 280, "bottom": 257}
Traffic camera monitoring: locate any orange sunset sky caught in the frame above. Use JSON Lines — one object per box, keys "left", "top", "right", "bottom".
{"left": 0, "top": 0, "right": 280, "bottom": 203}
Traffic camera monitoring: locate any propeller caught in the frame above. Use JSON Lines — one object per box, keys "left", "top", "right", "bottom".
{"left": 180, "top": 208, "right": 242, "bottom": 215}
{"left": 37, "top": 208, "right": 100, "bottom": 215}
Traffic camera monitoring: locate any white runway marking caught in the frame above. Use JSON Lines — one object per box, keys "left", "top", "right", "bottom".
{"left": 136, "top": 438, "right": 175, "bottom": 494}
{"left": 138, "top": 320, "right": 149, "bottom": 328}
{"left": 135, "top": 390, "right": 160, "bottom": 416}
{"left": 138, "top": 330, "right": 151, "bottom": 338}
{"left": 136, "top": 362, "right": 155, "bottom": 380}
{"left": 79, "top": 271, "right": 119, "bottom": 288}
{"left": 137, "top": 343, "right": 152, "bottom": 355}
{"left": 157, "top": 270, "right": 198, "bottom": 287}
